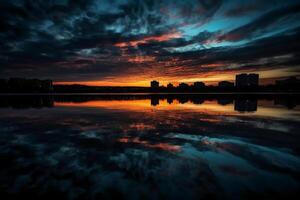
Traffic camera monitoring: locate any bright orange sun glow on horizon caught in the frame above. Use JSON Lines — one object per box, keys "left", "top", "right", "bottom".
{"left": 54, "top": 68, "right": 296, "bottom": 87}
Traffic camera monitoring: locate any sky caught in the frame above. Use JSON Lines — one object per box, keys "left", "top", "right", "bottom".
{"left": 0, "top": 0, "right": 300, "bottom": 86}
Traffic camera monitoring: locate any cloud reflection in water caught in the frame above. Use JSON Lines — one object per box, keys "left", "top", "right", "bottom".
{"left": 0, "top": 95, "right": 299, "bottom": 199}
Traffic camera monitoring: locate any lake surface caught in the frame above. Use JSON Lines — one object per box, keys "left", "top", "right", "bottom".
{"left": 0, "top": 94, "right": 300, "bottom": 199}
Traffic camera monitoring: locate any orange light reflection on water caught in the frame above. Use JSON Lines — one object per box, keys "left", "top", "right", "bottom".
{"left": 55, "top": 99, "right": 300, "bottom": 121}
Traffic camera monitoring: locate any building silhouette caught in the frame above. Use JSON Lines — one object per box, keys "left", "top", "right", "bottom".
{"left": 218, "top": 81, "right": 234, "bottom": 89}
{"left": 150, "top": 80, "right": 159, "bottom": 89}
{"left": 275, "top": 77, "right": 300, "bottom": 91}
{"left": 167, "top": 83, "right": 174, "bottom": 89}
{"left": 248, "top": 73, "right": 259, "bottom": 87}
{"left": 151, "top": 96, "right": 159, "bottom": 106}
{"left": 0, "top": 78, "right": 53, "bottom": 92}
{"left": 193, "top": 82, "right": 205, "bottom": 89}
{"left": 167, "top": 97, "right": 173, "bottom": 104}
{"left": 236, "top": 74, "right": 247, "bottom": 88}
{"left": 236, "top": 73, "right": 259, "bottom": 88}
{"left": 234, "top": 99, "right": 257, "bottom": 112}
{"left": 178, "top": 83, "right": 189, "bottom": 89}
{"left": 3, "top": 73, "right": 300, "bottom": 94}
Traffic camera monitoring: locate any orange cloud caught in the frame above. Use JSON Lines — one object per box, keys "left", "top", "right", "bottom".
{"left": 202, "top": 63, "right": 226, "bottom": 68}
{"left": 127, "top": 55, "right": 156, "bottom": 63}
{"left": 115, "top": 32, "right": 182, "bottom": 47}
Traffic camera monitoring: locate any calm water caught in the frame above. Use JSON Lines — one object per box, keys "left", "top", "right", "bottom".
{"left": 0, "top": 94, "right": 300, "bottom": 199}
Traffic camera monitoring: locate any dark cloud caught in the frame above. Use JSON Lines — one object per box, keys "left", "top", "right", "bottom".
{"left": 219, "top": 3, "right": 300, "bottom": 42}
{"left": 0, "top": 0, "right": 299, "bottom": 83}
{"left": 224, "top": 3, "right": 265, "bottom": 17}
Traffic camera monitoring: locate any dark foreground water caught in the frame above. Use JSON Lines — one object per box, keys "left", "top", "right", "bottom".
{"left": 0, "top": 94, "right": 300, "bottom": 200}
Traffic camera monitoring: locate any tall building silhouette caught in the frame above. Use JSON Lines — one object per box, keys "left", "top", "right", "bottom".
{"left": 236, "top": 73, "right": 259, "bottom": 88}
{"left": 248, "top": 73, "right": 259, "bottom": 87}
{"left": 234, "top": 99, "right": 257, "bottom": 112}
{"left": 236, "top": 74, "right": 247, "bottom": 88}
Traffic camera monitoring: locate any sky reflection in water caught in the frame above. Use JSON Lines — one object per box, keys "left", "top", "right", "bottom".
{"left": 0, "top": 95, "right": 300, "bottom": 199}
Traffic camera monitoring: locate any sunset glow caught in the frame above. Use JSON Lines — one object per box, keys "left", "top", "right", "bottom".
{"left": 1, "top": 1, "right": 300, "bottom": 198}
{"left": 115, "top": 32, "right": 182, "bottom": 47}
{"left": 1, "top": 0, "right": 299, "bottom": 84}
{"left": 54, "top": 67, "right": 296, "bottom": 86}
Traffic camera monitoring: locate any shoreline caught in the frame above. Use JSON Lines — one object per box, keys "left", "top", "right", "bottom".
{"left": 1, "top": 92, "right": 300, "bottom": 96}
